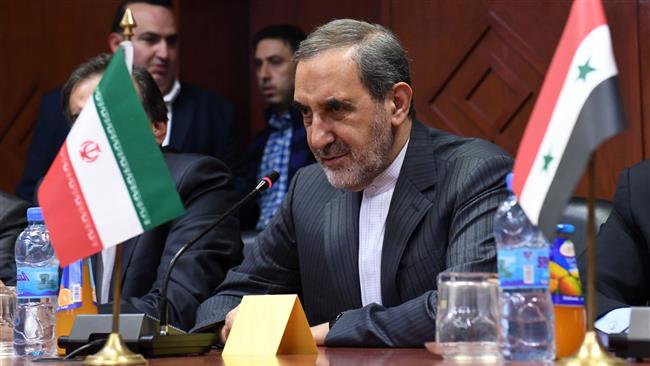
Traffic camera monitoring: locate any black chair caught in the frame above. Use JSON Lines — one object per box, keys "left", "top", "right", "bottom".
{"left": 560, "top": 197, "right": 613, "bottom": 288}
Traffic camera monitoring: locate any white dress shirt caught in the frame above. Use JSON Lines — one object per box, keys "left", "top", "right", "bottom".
{"left": 161, "top": 80, "right": 181, "bottom": 147}
{"left": 100, "top": 246, "right": 116, "bottom": 303}
{"left": 358, "top": 140, "right": 409, "bottom": 306}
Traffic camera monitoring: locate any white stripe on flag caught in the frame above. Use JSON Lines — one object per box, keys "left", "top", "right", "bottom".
{"left": 520, "top": 25, "right": 617, "bottom": 224}
{"left": 65, "top": 97, "right": 144, "bottom": 247}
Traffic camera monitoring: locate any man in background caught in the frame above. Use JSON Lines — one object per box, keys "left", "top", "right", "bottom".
{"left": 17, "top": 0, "right": 238, "bottom": 203}
{"left": 62, "top": 53, "right": 242, "bottom": 331}
{"left": 234, "top": 25, "right": 315, "bottom": 230}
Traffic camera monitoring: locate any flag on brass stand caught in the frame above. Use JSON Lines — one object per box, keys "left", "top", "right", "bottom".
{"left": 512, "top": 0, "right": 626, "bottom": 239}
{"left": 37, "top": 42, "right": 184, "bottom": 266}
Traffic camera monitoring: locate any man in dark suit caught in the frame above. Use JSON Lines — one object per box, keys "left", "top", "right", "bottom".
{"left": 234, "top": 25, "right": 315, "bottom": 230}
{"left": 63, "top": 53, "right": 242, "bottom": 331}
{"left": 194, "top": 19, "right": 512, "bottom": 347}
{"left": 16, "top": 0, "right": 238, "bottom": 203}
{"left": 0, "top": 192, "right": 30, "bottom": 285}
{"left": 591, "top": 160, "right": 650, "bottom": 334}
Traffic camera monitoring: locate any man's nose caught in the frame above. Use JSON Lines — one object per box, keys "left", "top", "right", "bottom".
{"left": 309, "top": 115, "right": 335, "bottom": 151}
{"left": 155, "top": 40, "right": 169, "bottom": 60}
{"left": 258, "top": 62, "right": 270, "bottom": 81}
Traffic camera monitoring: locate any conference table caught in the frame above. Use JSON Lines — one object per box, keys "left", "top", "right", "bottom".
{"left": 0, "top": 347, "right": 648, "bottom": 365}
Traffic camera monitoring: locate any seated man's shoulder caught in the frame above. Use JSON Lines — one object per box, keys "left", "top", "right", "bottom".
{"left": 41, "top": 88, "right": 62, "bottom": 104}
{"left": 37, "top": 88, "right": 67, "bottom": 123}
{"left": 425, "top": 125, "right": 510, "bottom": 163}
{"left": 178, "top": 82, "right": 233, "bottom": 109}
{"left": 626, "top": 159, "right": 650, "bottom": 180}
{"left": 0, "top": 192, "right": 30, "bottom": 219}
{"left": 163, "top": 151, "right": 230, "bottom": 175}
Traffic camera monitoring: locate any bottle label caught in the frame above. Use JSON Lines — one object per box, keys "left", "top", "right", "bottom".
{"left": 16, "top": 266, "right": 58, "bottom": 298}
{"left": 550, "top": 238, "right": 584, "bottom": 306}
{"left": 498, "top": 247, "right": 549, "bottom": 289}
{"left": 57, "top": 260, "right": 97, "bottom": 311}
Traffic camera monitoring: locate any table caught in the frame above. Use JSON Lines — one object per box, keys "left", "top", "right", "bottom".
{"left": 0, "top": 348, "right": 647, "bottom": 365}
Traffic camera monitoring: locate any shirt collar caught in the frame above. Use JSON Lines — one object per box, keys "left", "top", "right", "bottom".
{"left": 163, "top": 79, "right": 181, "bottom": 104}
{"left": 268, "top": 111, "right": 292, "bottom": 130}
{"left": 364, "top": 139, "right": 410, "bottom": 197}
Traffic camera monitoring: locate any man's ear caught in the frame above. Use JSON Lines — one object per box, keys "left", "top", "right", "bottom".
{"left": 108, "top": 32, "right": 123, "bottom": 53}
{"left": 388, "top": 82, "right": 413, "bottom": 127}
{"left": 151, "top": 121, "right": 167, "bottom": 145}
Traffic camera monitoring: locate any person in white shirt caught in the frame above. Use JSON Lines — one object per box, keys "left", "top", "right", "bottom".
{"left": 194, "top": 18, "right": 513, "bottom": 347}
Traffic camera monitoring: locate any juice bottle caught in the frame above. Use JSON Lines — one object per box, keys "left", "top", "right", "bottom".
{"left": 55, "top": 258, "right": 98, "bottom": 356}
{"left": 550, "top": 224, "right": 586, "bottom": 358}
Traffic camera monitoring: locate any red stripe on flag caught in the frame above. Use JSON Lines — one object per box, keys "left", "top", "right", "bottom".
{"left": 38, "top": 142, "right": 103, "bottom": 266}
{"left": 512, "top": 0, "right": 607, "bottom": 195}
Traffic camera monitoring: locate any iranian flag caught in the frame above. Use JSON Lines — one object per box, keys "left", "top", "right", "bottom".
{"left": 37, "top": 43, "right": 184, "bottom": 266}
{"left": 512, "top": 0, "right": 626, "bottom": 239}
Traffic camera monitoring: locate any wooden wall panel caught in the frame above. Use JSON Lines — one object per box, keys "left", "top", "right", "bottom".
{"left": 0, "top": 0, "right": 647, "bottom": 202}
{"left": 176, "top": 0, "right": 251, "bottom": 146}
{"left": 0, "top": 0, "right": 119, "bottom": 194}
{"left": 640, "top": 0, "right": 650, "bottom": 159}
{"left": 393, "top": 0, "right": 643, "bottom": 200}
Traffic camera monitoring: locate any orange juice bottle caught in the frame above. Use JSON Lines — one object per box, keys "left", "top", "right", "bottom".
{"left": 55, "top": 258, "right": 98, "bottom": 355}
{"left": 550, "top": 224, "right": 585, "bottom": 358}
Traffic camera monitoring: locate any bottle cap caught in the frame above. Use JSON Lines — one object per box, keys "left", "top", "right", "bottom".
{"left": 26, "top": 207, "right": 43, "bottom": 222}
{"left": 506, "top": 172, "right": 514, "bottom": 192}
{"left": 556, "top": 223, "right": 575, "bottom": 234}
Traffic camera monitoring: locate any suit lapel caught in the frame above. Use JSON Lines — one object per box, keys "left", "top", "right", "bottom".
{"left": 169, "top": 88, "right": 194, "bottom": 151}
{"left": 323, "top": 190, "right": 362, "bottom": 309}
{"left": 380, "top": 121, "right": 437, "bottom": 306}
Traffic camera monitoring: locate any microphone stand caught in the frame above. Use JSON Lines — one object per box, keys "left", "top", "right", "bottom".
{"left": 60, "top": 172, "right": 279, "bottom": 357}
{"left": 159, "top": 171, "right": 279, "bottom": 334}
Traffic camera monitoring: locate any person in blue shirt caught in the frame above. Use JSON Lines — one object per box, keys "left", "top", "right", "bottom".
{"left": 233, "top": 25, "right": 315, "bottom": 230}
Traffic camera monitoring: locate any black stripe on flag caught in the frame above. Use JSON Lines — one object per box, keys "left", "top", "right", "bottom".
{"left": 538, "top": 76, "right": 626, "bottom": 238}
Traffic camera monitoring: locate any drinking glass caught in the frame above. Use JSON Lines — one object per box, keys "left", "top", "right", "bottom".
{"left": 0, "top": 286, "right": 16, "bottom": 357}
{"left": 435, "top": 272, "right": 500, "bottom": 362}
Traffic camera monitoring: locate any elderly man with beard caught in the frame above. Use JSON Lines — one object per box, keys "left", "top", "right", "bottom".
{"left": 194, "top": 19, "right": 512, "bottom": 347}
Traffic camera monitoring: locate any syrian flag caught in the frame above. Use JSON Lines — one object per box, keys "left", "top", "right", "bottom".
{"left": 38, "top": 43, "right": 184, "bottom": 266}
{"left": 512, "top": 0, "right": 626, "bottom": 240}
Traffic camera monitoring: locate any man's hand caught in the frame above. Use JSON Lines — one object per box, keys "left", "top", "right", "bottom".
{"left": 219, "top": 306, "right": 239, "bottom": 344}
{"left": 310, "top": 322, "right": 329, "bottom": 346}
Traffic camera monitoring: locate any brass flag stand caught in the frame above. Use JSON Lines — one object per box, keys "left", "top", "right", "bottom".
{"left": 84, "top": 8, "right": 147, "bottom": 366}
{"left": 559, "top": 158, "right": 624, "bottom": 366}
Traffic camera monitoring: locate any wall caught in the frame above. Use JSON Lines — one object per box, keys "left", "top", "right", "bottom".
{"left": 0, "top": 0, "right": 646, "bottom": 201}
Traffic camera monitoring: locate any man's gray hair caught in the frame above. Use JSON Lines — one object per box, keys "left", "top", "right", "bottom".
{"left": 294, "top": 19, "right": 414, "bottom": 118}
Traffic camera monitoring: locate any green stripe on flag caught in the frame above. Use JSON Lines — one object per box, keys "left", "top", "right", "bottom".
{"left": 93, "top": 46, "right": 184, "bottom": 230}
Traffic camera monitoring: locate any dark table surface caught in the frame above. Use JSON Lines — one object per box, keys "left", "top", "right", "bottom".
{"left": 0, "top": 347, "right": 648, "bottom": 366}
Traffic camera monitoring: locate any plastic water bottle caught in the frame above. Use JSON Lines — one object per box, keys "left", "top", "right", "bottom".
{"left": 14, "top": 207, "right": 58, "bottom": 357}
{"left": 495, "top": 174, "right": 554, "bottom": 361}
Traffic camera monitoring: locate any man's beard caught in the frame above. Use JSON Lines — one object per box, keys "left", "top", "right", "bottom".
{"left": 313, "top": 106, "right": 395, "bottom": 191}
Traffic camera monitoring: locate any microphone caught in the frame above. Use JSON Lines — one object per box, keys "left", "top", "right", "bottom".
{"left": 159, "top": 170, "right": 279, "bottom": 334}
{"left": 58, "top": 171, "right": 280, "bottom": 357}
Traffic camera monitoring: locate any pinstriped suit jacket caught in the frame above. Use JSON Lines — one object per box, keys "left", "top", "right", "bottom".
{"left": 193, "top": 121, "right": 513, "bottom": 347}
